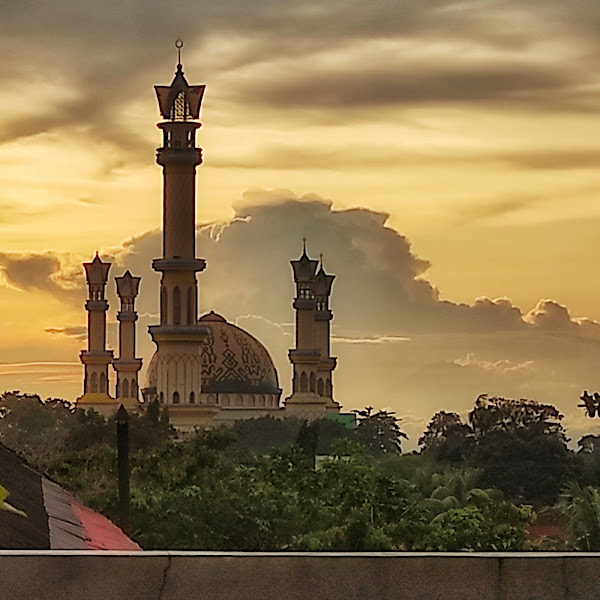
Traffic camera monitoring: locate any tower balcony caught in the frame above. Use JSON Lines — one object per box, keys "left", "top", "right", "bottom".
{"left": 112, "top": 358, "right": 143, "bottom": 372}
{"left": 288, "top": 349, "right": 321, "bottom": 364}
{"left": 85, "top": 299, "right": 109, "bottom": 311}
{"left": 314, "top": 309, "right": 333, "bottom": 321}
{"left": 152, "top": 258, "right": 206, "bottom": 273}
{"left": 318, "top": 357, "right": 337, "bottom": 371}
{"left": 79, "top": 350, "right": 114, "bottom": 365}
{"left": 293, "top": 298, "right": 316, "bottom": 310}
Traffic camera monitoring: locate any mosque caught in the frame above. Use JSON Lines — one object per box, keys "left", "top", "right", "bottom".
{"left": 76, "top": 48, "right": 343, "bottom": 428}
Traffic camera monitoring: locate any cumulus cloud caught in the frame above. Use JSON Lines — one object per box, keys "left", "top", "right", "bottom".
{"left": 524, "top": 299, "right": 600, "bottom": 338}
{"left": 31, "top": 191, "right": 600, "bottom": 345}
{"left": 8, "top": 191, "right": 600, "bottom": 446}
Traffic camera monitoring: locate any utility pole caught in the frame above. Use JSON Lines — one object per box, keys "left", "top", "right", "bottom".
{"left": 116, "top": 404, "right": 130, "bottom": 534}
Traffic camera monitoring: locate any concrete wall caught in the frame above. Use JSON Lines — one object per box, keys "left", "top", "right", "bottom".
{"left": 1, "top": 551, "right": 600, "bottom": 599}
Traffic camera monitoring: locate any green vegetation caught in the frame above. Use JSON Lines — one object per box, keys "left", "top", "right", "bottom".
{"left": 2, "top": 390, "right": 600, "bottom": 551}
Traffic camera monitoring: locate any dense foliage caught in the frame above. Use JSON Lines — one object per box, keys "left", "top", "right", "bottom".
{"left": 419, "top": 395, "right": 573, "bottom": 505}
{"left": 3, "top": 390, "right": 600, "bottom": 551}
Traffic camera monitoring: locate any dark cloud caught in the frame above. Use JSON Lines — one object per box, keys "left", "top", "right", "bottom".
{"left": 0, "top": 0, "right": 599, "bottom": 160}
{"left": 229, "top": 60, "right": 580, "bottom": 112}
{"left": 0, "top": 252, "right": 85, "bottom": 303}
{"left": 502, "top": 149, "right": 600, "bottom": 170}
{"left": 44, "top": 326, "right": 87, "bottom": 341}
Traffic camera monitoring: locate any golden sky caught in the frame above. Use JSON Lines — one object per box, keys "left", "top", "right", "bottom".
{"left": 2, "top": 1, "right": 600, "bottom": 445}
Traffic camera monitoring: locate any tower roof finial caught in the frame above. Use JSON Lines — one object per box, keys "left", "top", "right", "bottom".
{"left": 175, "top": 37, "right": 184, "bottom": 67}
{"left": 302, "top": 237, "right": 307, "bottom": 255}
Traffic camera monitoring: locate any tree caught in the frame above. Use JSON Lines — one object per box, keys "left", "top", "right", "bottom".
{"left": 295, "top": 421, "right": 319, "bottom": 467}
{"left": 578, "top": 391, "right": 600, "bottom": 418}
{"left": 467, "top": 395, "right": 572, "bottom": 504}
{"left": 418, "top": 411, "right": 472, "bottom": 461}
{"left": 233, "top": 416, "right": 302, "bottom": 453}
{"left": 418, "top": 491, "right": 534, "bottom": 551}
{"left": 353, "top": 407, "right": 408, "bottom": 455}
{"left": 469, "top": 394, "right": 568, "bottom": 444}
{"left": 578, "top": 435, "right": 600, "bottom": 454}
{"left": 563, "top": 483, "right": 600, "bottom": 551}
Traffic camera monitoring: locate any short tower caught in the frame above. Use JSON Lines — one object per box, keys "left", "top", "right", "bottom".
{"left": 285, "top": 243, "right": 338, "bottom": 418}
{"left": 79, "top": 253, "right": 114, "bottom": 402}
{"left": 113, "top": 271, "right": 143, "bottom": 404}
{"left": 313, "top": 259, "right": 339, "bottom": 412}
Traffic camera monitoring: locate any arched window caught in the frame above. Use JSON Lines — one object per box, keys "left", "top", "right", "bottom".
{"left": 131, "top": 379, "right": 138, "bottom": 399}
{"left": 258, "top": 395, "right": 266, "bottom": 407}
{"left": 207, "top": 394, "right": 216, "bottom": 405}
{"left": 90, "top": 372, "right": 98, "bottom": 393}
{"left": 173, "top": 391, "right": 180, "bottom": 404}
{"left": 326, "top": 379, "right": 332, "bottom": 398}
{"left": 309, "top": 372, "right": 316, "bottom": 393}
{"left": 318, "top": 378, "right": 324, "bottom": 396}
{"left": 189, "top": 391, "right": 195, "bottom": 404}
{"left": 100, "top": 373, "right": 106, "bottom": 393}
{"left": 122, "top": 378, "right": 129, "bottom": 398}
{"left": 173, "top": 287, "right": 181, "bottom": 325}
{"left": 160, "top": 392, "right": 164, "bottom": 404}
{"left": 221, "top": 395, "right": 229, "bottom": 407}
{"left": 300, "top": 372, "right": 308, "bottom": 392}
{"left": 187, "top": 287, "right": 193, "bottom": 324}
{"left": 161, "top": 287, "right": 168, "bottom": 324}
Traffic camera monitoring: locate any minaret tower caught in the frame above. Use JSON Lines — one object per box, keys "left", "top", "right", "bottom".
{"left": 79, "top": 253, "right": 113, "bottom": 401}
{"left": 146, "top": 40, "right": 209, "bottom": 409}
{"left": 285, "top": 242, "right": 327, "bottom": 418}
{"left": 113, "top": 271, "right": 143, "bottom": 404}
{"left": 313, "top": 258, "right": 340, "bottom": 413}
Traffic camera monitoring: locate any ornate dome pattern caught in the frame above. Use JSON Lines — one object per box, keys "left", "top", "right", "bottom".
{"left": 199, "top": 312, "right": 280, "bottom": 394}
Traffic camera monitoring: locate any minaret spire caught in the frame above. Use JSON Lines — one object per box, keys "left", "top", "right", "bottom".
{"left": 145, "top": 50, "right": 208, "bottom": 409}
{"left": 176, "top": 37, "right": 183, "bottom": 66}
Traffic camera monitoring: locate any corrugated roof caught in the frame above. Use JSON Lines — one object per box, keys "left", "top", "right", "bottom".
{"left": 0, "top": 442, "right": 140, "bottom": 550}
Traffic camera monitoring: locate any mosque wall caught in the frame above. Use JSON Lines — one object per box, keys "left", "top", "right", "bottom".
{"left": 1, "top": 552, "right": 597, "bottom": 600}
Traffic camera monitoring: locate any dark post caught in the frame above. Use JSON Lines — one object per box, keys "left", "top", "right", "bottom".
{"left": 116, "top": 404, "right": 130, "bottom": 534}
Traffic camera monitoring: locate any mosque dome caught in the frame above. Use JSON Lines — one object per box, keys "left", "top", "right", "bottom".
{"left": 198, "top": 311, "right": 280, "bottom": 395}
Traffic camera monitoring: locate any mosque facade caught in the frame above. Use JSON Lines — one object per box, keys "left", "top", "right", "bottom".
{"left": 76, "top": 51, "right": 342, "bottom": 427}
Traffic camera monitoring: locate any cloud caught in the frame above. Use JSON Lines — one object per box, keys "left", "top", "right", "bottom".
{"left": 453, "top": 353, "right": 535, "bottom": 374}
{"left": 11, "top": 191, "right": 600, "bottom": 446}
{"left": 332, "top": 335, "right": 411, "bottom": 345}
{"left": 0, "top": 252, "right": 85, "bottom": 303}
{"left": 523, "top": 299, "right": 600, "bottom": 338}
{"left": 0, "top": 0, "right": 599, "bottom": 161}
{"left": 44, "top": 326, "right": 87, "bottom": 341}
{"left": 230, "top": 54, "right": 579, "bottom": 113}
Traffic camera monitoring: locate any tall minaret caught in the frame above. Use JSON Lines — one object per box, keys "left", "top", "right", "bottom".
{"left": 313, "top": 258, "right": 339, "bottom": 413}
{"left": 113, "top": 271, "right": 143, "bottom": 401}
{"left": 146, "top": 41, "right": 208, "bottom": 407}
{"left": 79, "top": 253, "right": 113, "bottom": 399}
{"left": 285, "top": 243, "right": 325, "bottom": 418}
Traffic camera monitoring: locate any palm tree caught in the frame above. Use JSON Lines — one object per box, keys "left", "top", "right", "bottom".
{"left": 563, "top": 482, "right": 600, "bottom": 551}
